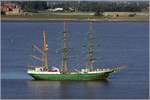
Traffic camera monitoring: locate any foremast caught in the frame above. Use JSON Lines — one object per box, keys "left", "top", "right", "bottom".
{"left": 63, "top": 21, "right": 68, "bottom": 73}
{"left": 87, "top": 21, "right": 94, "bottom": 71}
{"left": 42, "top": 31, "right": 48, "bottom": 69}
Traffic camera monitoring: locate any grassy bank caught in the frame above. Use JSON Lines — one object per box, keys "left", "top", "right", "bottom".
{"left": 1, "top": 15, "right": 149, "bottom": 22}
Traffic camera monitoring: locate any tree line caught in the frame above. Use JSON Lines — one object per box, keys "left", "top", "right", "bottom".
{"left": 4, "top": 1, "right": 149, "bottom": 13}
{"left": 78, "top": 1, "right": 149, "bottom": 12}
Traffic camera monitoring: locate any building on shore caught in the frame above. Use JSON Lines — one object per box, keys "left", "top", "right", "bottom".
{"left": 1, "top": 2, "right": 23, "bottom": 15}
{"left": 48, "top": 8, "right": 63, "bottom": 12}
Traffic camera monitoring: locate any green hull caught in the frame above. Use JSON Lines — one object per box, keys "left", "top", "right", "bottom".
{"left": 29, "top": 72, "right": 113, "bottom": 81}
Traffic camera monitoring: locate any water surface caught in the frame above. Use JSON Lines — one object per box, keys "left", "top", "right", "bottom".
{"left": 1, "top": 22, "right": 149, "bottom": 99}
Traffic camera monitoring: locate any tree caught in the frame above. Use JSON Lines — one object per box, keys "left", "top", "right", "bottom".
{"left": 22, "top": 1, "right": 47, "bottom": 12}
{"left": 1, "top": 11, "right": 5, "bottom": 15}
{"left": 94, "top": 9, "right": 104, "bottom": 16}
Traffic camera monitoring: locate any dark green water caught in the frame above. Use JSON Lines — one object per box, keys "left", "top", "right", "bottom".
{"left": 1, "top": 22, "right": 149, "bottom": 99}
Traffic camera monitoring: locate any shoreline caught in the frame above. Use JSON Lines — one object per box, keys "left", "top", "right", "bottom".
{"left": 1, "top": 17, "right": 149, "bottom": 22}
{"left": 1, "top": 16, "right": 149, "bottom": 22}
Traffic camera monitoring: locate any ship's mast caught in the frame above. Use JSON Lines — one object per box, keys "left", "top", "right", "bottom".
{"left": 63, "top": 21, "right": 68, "bottom": 73}
{"left": 42, "top": 31, "right": 48, "bottom": 69}
{"left": 87, "top": 21, "right": 94, "bottom": 71}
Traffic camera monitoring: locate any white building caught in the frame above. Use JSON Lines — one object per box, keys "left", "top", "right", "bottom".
{"left": 48, "top": 8, "right": 63, "bottom": 12}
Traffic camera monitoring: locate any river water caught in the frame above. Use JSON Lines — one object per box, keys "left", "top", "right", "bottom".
{"left": 1, "top": 21, "right": 149, "bottom": 99}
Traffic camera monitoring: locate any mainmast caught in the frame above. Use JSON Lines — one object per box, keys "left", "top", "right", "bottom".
{"left": 87, "top": 21, "right": 94, "bottom": 71}
{"left": 42, "top": 31, "right": 48, "bottom": 69}
{"left": 63, "top": 21, "right": 68, "bottom": 73}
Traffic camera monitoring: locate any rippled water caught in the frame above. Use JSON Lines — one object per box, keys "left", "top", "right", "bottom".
{"left": 1, "top": 22, "right": 149, "bottom": 99}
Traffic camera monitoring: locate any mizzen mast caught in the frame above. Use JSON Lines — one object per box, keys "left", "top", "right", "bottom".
{"left": 42, "top": 31, "right": 48, "bottom": 69}
{"left": 63, "top": 21, "right": 68, "bottom": 73}
{"left": 87, "top": 21, "right": 94, "bottom": 71}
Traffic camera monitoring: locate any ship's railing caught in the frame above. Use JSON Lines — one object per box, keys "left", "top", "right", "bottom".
{"left": 80, "top": 68, "right": 113, "bottom": 73}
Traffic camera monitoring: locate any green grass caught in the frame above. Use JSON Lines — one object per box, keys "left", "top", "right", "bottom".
{"left": 2, "top": 14, "right": 102, "bottom": 19}
{"left": 1, "top": 14, "right": 149, "bottom": 21}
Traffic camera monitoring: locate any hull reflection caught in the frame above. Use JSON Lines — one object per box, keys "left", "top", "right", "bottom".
{"left": 27, "top": 79, "right": 110, "bottom": 99}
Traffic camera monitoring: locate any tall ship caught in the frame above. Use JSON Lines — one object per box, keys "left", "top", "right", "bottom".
{"left": 27, "top": 21, "right": 125, "bottom": 80}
